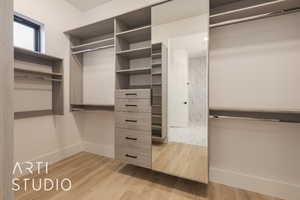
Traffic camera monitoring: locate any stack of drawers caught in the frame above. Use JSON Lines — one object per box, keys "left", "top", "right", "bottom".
{"left": 115, "top": 89, "right": 152, "bottom": 168}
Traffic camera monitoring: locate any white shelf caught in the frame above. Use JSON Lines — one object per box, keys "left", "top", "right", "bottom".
{"left": 116, "top": 47, "right": 151, "bottom": 59}
{"left": 116, "top": 25, "right": 151, "bottom": 43}
{"left": 117, "top": 67, "right": 151, "bottom": 75}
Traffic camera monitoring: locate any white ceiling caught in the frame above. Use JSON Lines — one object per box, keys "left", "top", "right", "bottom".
{"left": 66, "top": 0, "right": 112, "bottom": 11}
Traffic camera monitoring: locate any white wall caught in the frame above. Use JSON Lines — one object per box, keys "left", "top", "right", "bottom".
{"left": 14, "top": 0, "right": 84, "bottom": 167}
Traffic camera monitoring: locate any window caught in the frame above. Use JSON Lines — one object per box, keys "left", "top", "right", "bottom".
{"left": 14, "top": 15, "right": 41, "bottom": 52}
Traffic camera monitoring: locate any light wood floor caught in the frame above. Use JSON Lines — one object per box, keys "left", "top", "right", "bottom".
{"left": 152, "top": 142, "right": 208, "bottom": 183}
{"left": 15, "top": 152, "right": 282, "bottom": 200}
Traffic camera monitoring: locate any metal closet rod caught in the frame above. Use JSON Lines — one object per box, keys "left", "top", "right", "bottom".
{"left": 15, "top": 75, "right": 62, "bottom": 82}
{"left": 209, "top": 115, "right": 299, "bottom": 123}
{"left": 210, "top": 7, "right": 300, "bottom": 28}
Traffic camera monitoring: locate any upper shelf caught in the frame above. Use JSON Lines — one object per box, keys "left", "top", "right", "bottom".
{"left": 210, "top": 0, "right": 300, "bottom": 26}
{"left": 14, "top": 47, "right": 63, "bottom": 63}
{"left": 116, "top": 25, "right": 151, "bottom": 43}
{"left": 116, "top": 47, "right": 152, "bottom": 59}
{"left": 65, "top": 18, "right": 114, "bottom": 40}
{"left": 71, "top": 37, "right": 114, "bottom": 50}
{"left": 14, "top": 68, "right": 63, "bottom": 76}
{"left": 210, "top": 107, "right": 300, "bottom": 123}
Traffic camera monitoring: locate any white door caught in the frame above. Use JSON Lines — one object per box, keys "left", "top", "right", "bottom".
{"left": 168, "top": 41, "right": 189, "bottom": 128}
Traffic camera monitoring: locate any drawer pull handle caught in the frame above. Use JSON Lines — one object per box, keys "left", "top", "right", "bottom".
{"left": 125, "top": 104, "right": 137, "bottom": 107}
{"left": 125, "top": 120, "right": 137, "bottom": 123}
{"left": 126, "top": 154, "right": 137, "bottom": 159}
{"left": 125, "top": 93, "right": 137, "bottom": 96}
{"left": 125, "top": 137, "right": 137, "bottom": 141}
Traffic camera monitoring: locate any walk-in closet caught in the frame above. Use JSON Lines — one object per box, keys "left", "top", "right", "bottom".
{"left": 0, "top": 0, "right": 299, "bottom": 200}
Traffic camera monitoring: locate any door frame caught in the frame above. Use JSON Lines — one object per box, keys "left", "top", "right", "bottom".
{"left": 0, "top": 0, "right": 14, "bottom": 199}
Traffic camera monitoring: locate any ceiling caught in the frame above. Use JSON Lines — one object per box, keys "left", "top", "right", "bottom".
{"left": 66, "top": 0, "right": 112, "bottom": 11}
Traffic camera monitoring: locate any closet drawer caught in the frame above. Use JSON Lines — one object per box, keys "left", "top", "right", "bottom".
{"left": 116, "top": 89, "right": 151, "bottom": 99}
{"left": 116, "top": 128, "right": 151, "bottom": 152}
{"left": 116, "top": 112, "right": 151, "bottom": 131}
{"left": 115, "top": 99, "right": 151, "bottom": 113}
{"left": 116, "top": 148, "right": 151, "bottom": 168}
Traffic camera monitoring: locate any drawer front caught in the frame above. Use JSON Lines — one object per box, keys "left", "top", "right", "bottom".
{"left": 116, "top": 89, "right": 151, "bottom": 99}
{"left": 116, "top": 128, "right": 151, "bottom": 152}
{"left": 115, "top": 99, "right": 151, "bottom": 113}
{"left": 115, "top": 148, "right": 151, "bottom": 168}
{"left": 116, "top": 112, "right": 151, "bottom": 131}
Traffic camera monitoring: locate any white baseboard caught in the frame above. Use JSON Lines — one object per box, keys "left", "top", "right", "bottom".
{"left": 14, "top": 143, "right": 84, "bottom": 177}
{"left": 210, "top": 168, "right": 300, "bottom": 200}
{"left": 83, "top": 142, "right": 114, "bottom": 159}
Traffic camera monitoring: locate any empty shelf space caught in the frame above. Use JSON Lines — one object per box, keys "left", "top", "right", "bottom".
{"left": 14, "top": 68, "right": 63, "bottom": 76}
{"left": 152, "top": 53, "right": 162, "bottom": 59}
{"left": 152, "top": 63, "right": 162, "bottom": 67}
{"left": 116, "top": 47, "right": 151, "bottom": 59}
{"left": 71, "top": 104, "right": 114, "bottom": 111}
{"left": 152, "top": 83, "right": 162, "bottom": 86}
{"left": 152, "top": 124, "right": 162, "bottom": 130}
{"left": 210, "top": 108, "right": 300, "bottom": 123}
{"left": 72, "top": 44, "right": 115, "bottom": 55}
{"left": 116, "top": 67, "right": 151, "bottom": 75}
{"left": 152, "top": 72, "right": 161, "bottom": 76}
{"left": 71, "top": 37, "right": 114, "bottom": 50}
{"left": 116, "top": 25, "right": 151, "bottom": 43}
{"left": 210, "top": 0, "right": 299, "bottom": 25}
{"left": 152, "top": 114, "right": 162, "bottom": 118}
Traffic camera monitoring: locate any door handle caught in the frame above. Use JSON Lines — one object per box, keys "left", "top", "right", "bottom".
{"left": 125, "top": 104, "right": 137, "bottom": 107}
{"left": 125, "top": 154, "right": 137, "bottom": 159}
{"left": 125, "top": 137, "right": 137, "bottom": 141}
{"left": 125, "top": 119, "right": 137, "bottom": 123}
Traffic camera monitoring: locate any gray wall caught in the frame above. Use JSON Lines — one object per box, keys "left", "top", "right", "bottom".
{"left": 0, "top": 0, "right": 13, "bottom": 199}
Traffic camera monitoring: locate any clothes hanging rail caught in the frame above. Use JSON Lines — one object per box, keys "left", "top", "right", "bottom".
{"left": 72, "top": 44, "right": 115, "bottom": 55}
{"left": 209, "top": 109, "right": 300, "bottom": 123}
{"left": 15, "top": 75, "right": 62, "bottom": 82}
{"left": 210, "top": 6, "right": 300, "bottom": 28}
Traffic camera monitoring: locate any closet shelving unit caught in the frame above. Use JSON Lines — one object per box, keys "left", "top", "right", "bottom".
{"left": 209, "top": 0, "right": 300, "bottom": 123}
{"left": 151, "top": 43, "right": 167, "bottom": 141}
{"left": 115, "top": 8, "right": 152, "bottom": 90}
{"left": 66, "top": 18, "right": 115, "bottom": 111}
{"left": 14, "top": 47, "right": 64, "bottom": 119}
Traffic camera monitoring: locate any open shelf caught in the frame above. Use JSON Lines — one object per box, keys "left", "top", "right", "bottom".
{"left": 116, "top": 47, "right": 151, "bottom": 59}
{"left": 116, "top": 67, "right": 151, "bottom": 75}
{"left": 152, "top": 53, "right": 162, "bottom": 59}
{"left": 71, "top": 104, "right": 114, "bottom": 111}
{"left": 152, "top": 114, "right": 161, "bottom": 118}
{"left": 116, "top": 25, "right": 151, "bottom": 43}
{"left": 210, "top": 108, "right": 300, "bottom": 123}
{"left": 210, "top": 0, "right": 300, "bottom": 26}
{"left": 71, "top": 37, "right": 114, "bottom": 50}
{"left": 14, "top": 68, "right": 63, "bottom": 77}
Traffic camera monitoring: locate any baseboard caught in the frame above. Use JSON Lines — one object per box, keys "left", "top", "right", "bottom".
{"left": 83, "top": 142, "right": 114, "bottom": 159}
{"left": 14, "top": 143, "right": 84, "bottom": 177}
{"left": 210, "top": 168, "right": 300, "bottom": 200}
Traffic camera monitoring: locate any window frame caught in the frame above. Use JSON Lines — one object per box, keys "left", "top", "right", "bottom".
{"left": 14, "top": 15, "right": 41, "bottom": 52}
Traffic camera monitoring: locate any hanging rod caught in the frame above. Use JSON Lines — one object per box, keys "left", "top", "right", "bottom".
{"left": 15, "top": 75, "right": 62, "bottom": 82}
{"left": 72, "top": 44, "right": 115, "bottom": 55}
{"left": 210, "top": 6, "right": 300, "bottom": 28}
{"left": 209, "top": 115, "right": 281, "bottom": 122}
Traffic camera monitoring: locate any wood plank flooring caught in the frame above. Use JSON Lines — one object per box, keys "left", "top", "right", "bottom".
{"left": 152, "top": 142, "right": 208, "bottom": 183}
{"left": 15, "top": 152, "right": 282, "bottom": 200}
